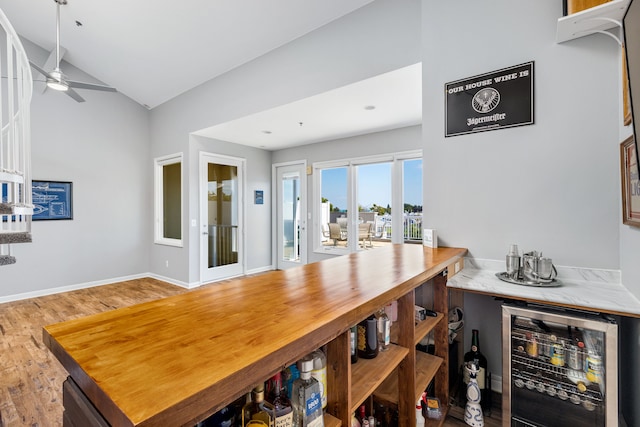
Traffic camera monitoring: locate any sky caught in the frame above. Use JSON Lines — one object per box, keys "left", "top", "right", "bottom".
{"left": 321, "top": 159, "right": 422, "bottom": 212}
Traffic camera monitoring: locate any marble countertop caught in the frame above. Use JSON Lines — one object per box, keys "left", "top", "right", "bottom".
{"left": 447, "top": 258, "right": 640, "bottom": 318}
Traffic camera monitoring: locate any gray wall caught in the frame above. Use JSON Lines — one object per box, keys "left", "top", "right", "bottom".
{"left": 0, "top": 38, "right": 150, "bottom": 300}
{"left": 148, "top": 0, "right": 422, "bottom": 285}
{"left": 422, "top": 0, "right": 638, "bottom": 417}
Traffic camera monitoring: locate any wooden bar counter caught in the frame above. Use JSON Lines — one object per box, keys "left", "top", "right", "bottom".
{"left": 43, "top": 244, "right": 467, "bottom": 427}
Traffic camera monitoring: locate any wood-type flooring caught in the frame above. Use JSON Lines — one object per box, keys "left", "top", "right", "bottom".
{"left": 0, "top": 277, "right": 500, "bottom": 427}
{"left": 0, "top": 278, "right": 186, "bottom": 427}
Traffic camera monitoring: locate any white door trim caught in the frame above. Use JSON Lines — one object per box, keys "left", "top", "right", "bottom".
{"left": 199, "top": 152, "right": 246, "bottom": 283}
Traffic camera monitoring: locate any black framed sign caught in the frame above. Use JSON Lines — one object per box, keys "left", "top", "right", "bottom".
{"left": 32, "top": 180, "right": 73, "bottom": 220}
{"left": 445, "top": 61, "right": 534, "bottom": 137}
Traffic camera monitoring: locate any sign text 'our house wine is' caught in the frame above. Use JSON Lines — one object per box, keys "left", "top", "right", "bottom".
{"left": 445, "top": 62, "right": 534, "bottom": 137}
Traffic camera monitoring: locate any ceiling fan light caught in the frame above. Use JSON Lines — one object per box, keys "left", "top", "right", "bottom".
{"left": 47, "top": 80, "right": 68, "bottom": 91}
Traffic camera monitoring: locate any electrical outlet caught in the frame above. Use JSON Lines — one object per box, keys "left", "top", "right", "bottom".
{"left": 165, "top": 260, "right": 169, "bottom": 268}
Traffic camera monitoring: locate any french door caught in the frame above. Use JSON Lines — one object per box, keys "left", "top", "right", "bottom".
{"left": 274, "top": 162, "right": 307, "bottom": 269}
{"left": 200, "top": 153, "right": 245, "bottom": 283}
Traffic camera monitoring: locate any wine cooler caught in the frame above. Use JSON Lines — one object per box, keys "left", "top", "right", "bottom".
{"left": 502, "top": 304, "right": 618, "bottom": 426}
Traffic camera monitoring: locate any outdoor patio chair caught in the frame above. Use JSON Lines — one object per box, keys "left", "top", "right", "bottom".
{"left": 328, "top": 223, "right": 346, "bottom": 245}
{"left": 358, "top": 222, "right": 373, "bottom": 248}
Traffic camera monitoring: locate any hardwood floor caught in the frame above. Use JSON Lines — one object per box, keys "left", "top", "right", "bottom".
{"left": 0, "top": 278, "right": 187, "bottom": 427}
{"left": 0, "top": 277, "right": 500, "bottom": 426}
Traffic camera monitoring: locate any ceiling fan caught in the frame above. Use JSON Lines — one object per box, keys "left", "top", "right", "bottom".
{"left": 29, "top": 0, "right": 116, "bottom": 102}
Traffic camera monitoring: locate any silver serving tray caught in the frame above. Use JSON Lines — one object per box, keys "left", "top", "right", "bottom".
{"left": 495, "top": 271, "right": 561, "bottom": 287}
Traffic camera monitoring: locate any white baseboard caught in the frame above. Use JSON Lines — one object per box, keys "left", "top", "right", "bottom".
{"left": 146, "top": 273, "right": 191, "bottom": 289}
{"left": 0, "top": 272, "right": 149, "bottom": 304}
{"left": 246, "top": 265, "right": 274, "bottom": 275}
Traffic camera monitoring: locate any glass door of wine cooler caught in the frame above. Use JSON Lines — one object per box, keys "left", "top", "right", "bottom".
{"left": 502, "top": 304, "right": 618, "bottom": 427}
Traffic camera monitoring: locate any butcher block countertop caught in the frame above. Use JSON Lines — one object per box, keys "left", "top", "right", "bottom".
{"left": 43, "top": 245, "right": 467, "bottom": 427}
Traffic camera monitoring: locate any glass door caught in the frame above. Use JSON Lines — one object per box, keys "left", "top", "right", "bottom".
{"left": 200, "top": 153, "right": 244, "bottom": 282}
{"left": 275, "top": 162, "right": 306, "bottom": 269}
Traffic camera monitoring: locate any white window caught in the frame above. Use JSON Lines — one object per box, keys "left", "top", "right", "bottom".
{"left": 314, "top": 150, "right": 422, "bottom": 254}
{"left": 154, "top": 153, "right": 183, "bottom": 247}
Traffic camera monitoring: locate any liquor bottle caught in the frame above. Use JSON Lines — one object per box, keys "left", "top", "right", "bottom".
{"left": 357, "top": 315, "right": 378, "bottom": 359}
{"left": 309, "top": 348, "right": 327, "bottom": 409}
{"left": 267, "top": 371, "right": 293, "bottom": 427}
{"left": 242, "top": 384, "right": 276, "bottom": 427}
{"left": 357, "top": 405, "right": 366, "bottom": 425}
{"left": 291, "top": 357, "right": 324, "bottom": 427}
{"left": 463, "top": 329, "right": 490, "bottom": 413}
{"left": 376, "top": 308, "right": 391, "bottom": 352}
{"left": 350, "top": 325, "right": 358, "bottom": 364}
{"left": 415, "top": 397, "right": 425, "bottom": 427}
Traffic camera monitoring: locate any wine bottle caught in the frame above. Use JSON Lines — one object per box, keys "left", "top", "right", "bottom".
{"left": 463, "top": 329, "right": 490, "bottom": 413}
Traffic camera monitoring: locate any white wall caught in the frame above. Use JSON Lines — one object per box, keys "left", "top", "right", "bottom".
{"left": 0, "top": 39, "right": 151, "bottom": 300}
{"left": 148, "top": 0, "right": 422, "bottom": 284}
{"left": 272, "top": 125, "right": 422, "bottom": 263}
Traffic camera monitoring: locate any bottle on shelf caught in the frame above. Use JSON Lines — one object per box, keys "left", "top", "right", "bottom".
{"left": 376, "top": 308, "right": 391, "bottom": 352}
{"left": 350, "top": 413, "right": 361, "bottom": 427}
{"left": 291, "top": 356, "right": 324, "bottom": 427}
{"left": 357, "top": 405, "right": 366, "bottom": 425}
{"left": 415, "top": 396, "right": 425, "bottom": 427}
{"left": 463, "top": 329, "right": 491, "bottom": 413}
{"left": 357, "top": 315, "right": 379, "bottom": 359}
{"left": 267, "top": 371, "right": 293, "bottom": 427}
{"left": 350, "top": 325, "right": 358, "bottom": 364}
{"left": 242, "top": 384, "right": 276, "bottom": 427}
{"left": 309, "top": 348, "right": 327, "bottom": 409}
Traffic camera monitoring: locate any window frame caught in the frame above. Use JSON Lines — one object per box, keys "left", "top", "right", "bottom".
{"left": 154, "top": 152, "right": 183, "bottom": 247}
{"left": 313, "top": 150, "right": 422, "bottom": 255}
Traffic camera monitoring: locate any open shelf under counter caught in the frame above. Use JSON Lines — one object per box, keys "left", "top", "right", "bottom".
{"left": 324, "top": 413, "right": 342, "bottom": 427}
{"left": 350, "top": 343, "right": 409, "bottom": 413}
{"left": 390, "top": 312, "right": 445, "bottom": 347}
{"left": 372, "top": 350, "right": 444, "bottom": 408}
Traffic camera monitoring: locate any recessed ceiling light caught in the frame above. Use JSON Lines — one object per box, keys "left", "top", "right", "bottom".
{"left": 262, "top": 130, "right": 272, "bottom": 134}
{"left": 364, "top": 105, "right": 376, "bottom": 110}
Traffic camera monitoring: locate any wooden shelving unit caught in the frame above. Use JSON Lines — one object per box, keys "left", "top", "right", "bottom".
{"left": 45, "top": 245, "right": 467, "bottom": 427}
{"left": 350, "top": 344, "right": 409, "bottom": 413}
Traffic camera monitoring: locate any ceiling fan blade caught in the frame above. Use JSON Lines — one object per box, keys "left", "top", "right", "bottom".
{"left": 67, "top": 80, "right": 117, "bottom": 92}
{"left": 65, "top": 88, "right": 85, "bottom": 103}
{"left": 29, "top": 61, "right": 51, "bottom": 79}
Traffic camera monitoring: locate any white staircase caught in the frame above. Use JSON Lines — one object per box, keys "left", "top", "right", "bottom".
{"left": 0, "top": 8, "right": 33, "bottom": 265}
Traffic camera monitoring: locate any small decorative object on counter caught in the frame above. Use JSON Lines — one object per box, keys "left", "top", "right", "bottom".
{"left": 497, "top": 245, "right": 559, "bottom": 287}
{"left": 464, "top": 362, "right": 484, "bottom": 427}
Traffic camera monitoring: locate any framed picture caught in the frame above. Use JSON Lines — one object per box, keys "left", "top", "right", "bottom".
{"left": 620, "top": 136, "right": 640, "bottom": 227}
{"left": 32, "top": 180, "right": 73, "bottom": 220}
{"left": 444, "top": 62, "right": 534, "bottom": 137}
{"left": 623, "top": 46, "right": 633, "bottom": 126}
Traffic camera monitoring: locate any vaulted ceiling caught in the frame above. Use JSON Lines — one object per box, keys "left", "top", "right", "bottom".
{"left": 0, "top": 0, "right": 422, "bottom": 149}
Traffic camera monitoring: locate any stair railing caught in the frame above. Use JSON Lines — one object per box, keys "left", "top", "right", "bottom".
{"left": 0, "top": 7, "right": 33, "bottom": 265}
